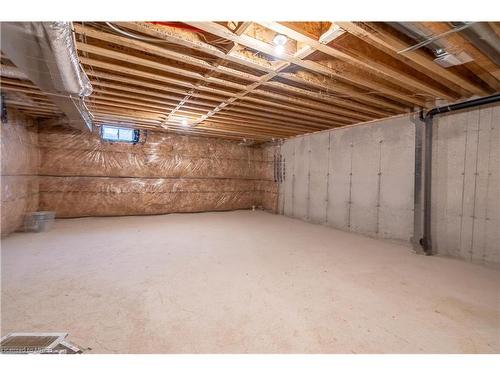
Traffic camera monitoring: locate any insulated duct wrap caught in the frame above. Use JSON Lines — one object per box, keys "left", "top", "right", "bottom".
{"left": 43, "top": 22, "right": 93, "bottom": 97}
{"left": 0, "top": 22, "right": 93, "bottom": 131}
{"left": 38, "top": 124, "right": 278, "bottom": 217}
{"left": 451, "top": 22, "right": 500, "bottom": 66}
{"left": 0, "top": 64, "right": 28, "bottom": 80}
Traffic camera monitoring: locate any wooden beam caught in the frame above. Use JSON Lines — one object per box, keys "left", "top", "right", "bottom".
{"left": 167, "top": 23, "right": 395, "bottom": 126}
{"left": 74, "top": 24, "right": 262, "bottom": 84}
{"left": 85, "top": 24, "right": 398, "bottom": 120}
{"left": 76, "top": 42, "right": 246, "bottom": 92}
{"left": 418, "top": 22, "right": 500, "bottom": 83}
{"left": 185, "top": 21, "right": 427, "bottom": 107}
{"left": 86, "top": 69, "right": 226, "bottom": 103}
{"left": 239, "top": 94, "right": 368, "bottom": 123}
{"left": 85, "top": 64, "right": 369, "bottom": 123}
{"left": 80, "top": 54, "right": 380, "bottom": 121}
{"left": 338, "top": 22, "right": 491, "bottom": 96}
{"left": 80, "top": 57, "right": 235, "bottom": 98}
{"left": 264, "top": 80, "right": 391, "bottom": 117}
{"left": 278, "top": 71, "right": 405, "bottom": 112}
{"left": 259, "top": 21, "right": 457, "bottom": 101}
{"left": 115, "top": 22, "right": 275, "bottom": 73}
{"left": 160, "top": 22, "right": 254, "bottom": 125}
{"left": 115, "top": 21, "right": 421, "bottom": 109}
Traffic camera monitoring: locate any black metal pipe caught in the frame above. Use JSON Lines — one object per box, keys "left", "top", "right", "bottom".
{"left": 412, "top": 112, "right": 426, "bottom": 254}
{"left": 424, "top": 93, "right": 500, "bottom": 120}
{"left": 419, "top": 93, "right": 500, "bottom": 255}
{"left": 421, "top": 114, "right": 433, "bottom": 254}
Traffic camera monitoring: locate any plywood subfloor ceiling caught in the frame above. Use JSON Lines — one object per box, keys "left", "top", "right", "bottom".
{"left": 1, "top": 22, "right": 499, "bottom": 141}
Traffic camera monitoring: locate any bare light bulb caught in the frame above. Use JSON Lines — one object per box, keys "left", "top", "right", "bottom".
{"left": 181, "top": 118, "right": 188, "bottom": 126}
{"left": 274, "top": 44, "right": 285, "bottom": 56}
{"left": 273, "top": 34, "right": 287, "bottom": 46}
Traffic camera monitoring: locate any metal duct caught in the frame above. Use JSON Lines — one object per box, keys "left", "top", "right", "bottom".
{"left": 390, "top": 22, "right": 473, "bottom": 67}
{"left": 451, "top": 22, "right": 500, "bottom": 66}
{"left": 0, "top": 22, "right": 93, "bottom": 131}
{"left": 388, "top": 22, "right": 445, "bottom": 53}
{"left": 0, "top": 64, "right": 28, "bottom": 80}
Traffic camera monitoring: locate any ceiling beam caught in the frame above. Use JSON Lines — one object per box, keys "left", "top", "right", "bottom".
{"left": 86, "top": 71, "right": 369, "bottom": 124}
{"left": 78, "top": 46, "right": 385, "bottom": 121}
{"left": 185, "top": 22, "right": 428, "bottom": 107}
{"left": 336, "top": 22, "right": 491, "bottom": 96}
{"left": 179, "top": 23, "right": 401, "bottom": 127}
{"left": 76, "top": 23, "right": 390, "bottom": 120}
{"left": 418, "top": 22, "right": 500, "bottom": 83}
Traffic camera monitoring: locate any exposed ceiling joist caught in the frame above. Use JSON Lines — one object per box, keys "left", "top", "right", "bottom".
{"left": 258, "top": 21, "right": 458, "bottom": 100}
{"left": 185, "top": 22, "right": 429, "bottom": 107}
{"left": 336, "top": 22, "right": 490, "bottom": 95}
{"left": 3, "top": 21, "right": 497, "bottom": 142}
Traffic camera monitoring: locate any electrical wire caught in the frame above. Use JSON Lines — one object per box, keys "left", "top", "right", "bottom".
{"left": 95, "top": 23, "right": 235, "bottom": 123}
{"left": 98, "top": 22, "right": 223, "bottom": 63}
{"left": 105, "top": 22, "right": 183, "bottom": 43}
{"left": 104, "top": 22, "right": 233, "bottom": 48}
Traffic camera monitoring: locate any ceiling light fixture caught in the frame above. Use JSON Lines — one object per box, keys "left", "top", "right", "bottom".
{"left": 274, "top": 44, "right": 285, "bottom": 56}
{"left": 273, "top": 34, "right": 287, "bottom": 56}
{"left": 181, "top": 118, "right": 188, "bottom": 126}
{"left": 273, "top": 34, "right": 287, "bottom": 46}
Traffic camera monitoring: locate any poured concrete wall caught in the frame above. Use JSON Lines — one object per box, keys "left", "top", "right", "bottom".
{"left": 1, "top": 109, "right": 39, "bottom": 236}
{"left": 279, "top": 115, "right": 416, "bottom": 242}
{"left": 279, "top": 104, "right": 500, "bottom": 266}
{"left": 431, "top": 103, "right": 500, "bottom": 265}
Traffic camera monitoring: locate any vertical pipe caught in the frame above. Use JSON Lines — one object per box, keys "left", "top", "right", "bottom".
{"left": 307, "top": 140, "right": 311, "bottom": 221}
{"left": 347, "top": 142, "right": 354, "bottom": 230}
{"left": 422, "top": 116, "right": 433, "bottom": 254}
{"left": 325, "top": 131, "right": 332, "bottom": 224}
{"left": 412, "top": 114, "right": 425, "bottom": 254}
{"left": 417, "top": 93, "right": 500, "bottom": 256}
{"left": 375, "top": 139, "right": 383, "bottom": 237}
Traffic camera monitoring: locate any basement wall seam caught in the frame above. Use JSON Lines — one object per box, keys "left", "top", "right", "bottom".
{"left": 279, "top": 104, "right": 500, "bottom": 266}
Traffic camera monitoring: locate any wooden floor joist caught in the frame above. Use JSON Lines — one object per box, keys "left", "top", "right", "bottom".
{"left": 336, "top": 22, "right": 490, "bottom": 96}
{"left": 258, "top": 21, "right": 460, "bottom": 100}
{"left": 2, "top": 21, "right": 498, "bottom": 141}
{"left": 185, "top": 22, "right": 432, "bottom": 107}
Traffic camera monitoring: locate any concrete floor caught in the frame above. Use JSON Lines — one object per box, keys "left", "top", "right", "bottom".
{"left": 1, "top": 210, "right": 499, "bottom": 353}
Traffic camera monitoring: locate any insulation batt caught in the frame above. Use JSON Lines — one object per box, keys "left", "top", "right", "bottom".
{"left": 38, "top": 124, "right": 278, "bottom": 217}
{"left": 1, "top": 109, "right": 40, "bottom": 235}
